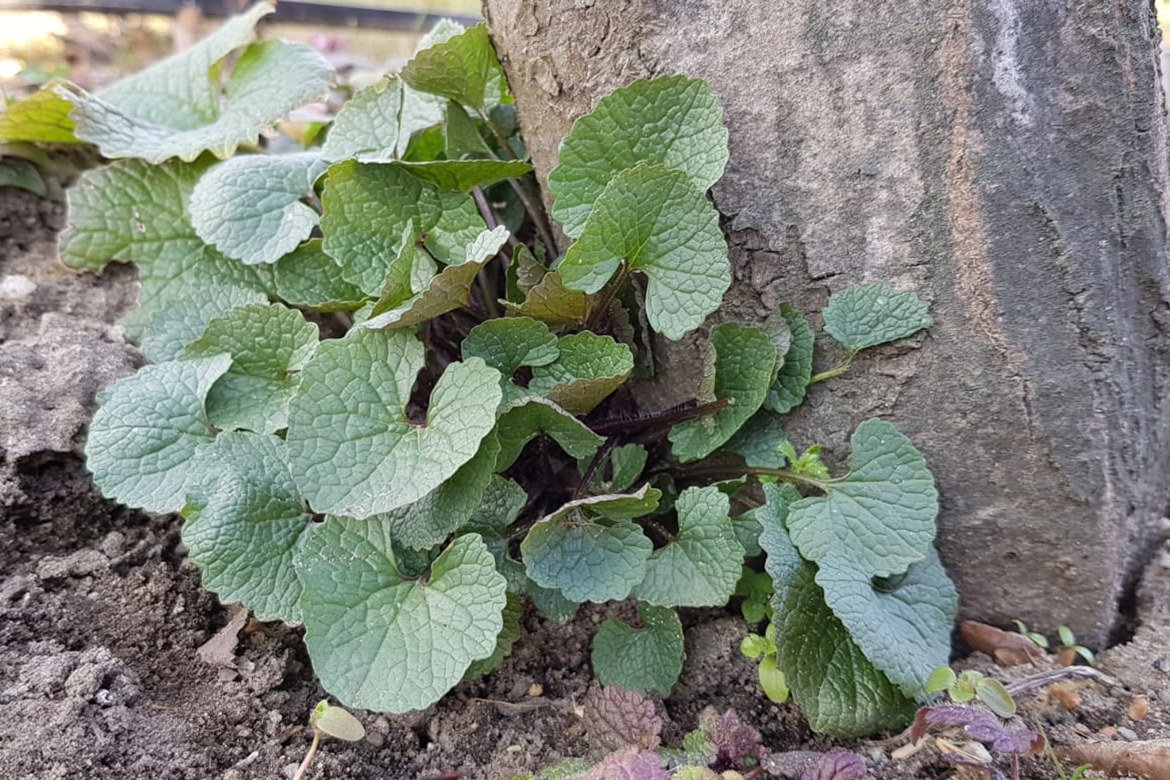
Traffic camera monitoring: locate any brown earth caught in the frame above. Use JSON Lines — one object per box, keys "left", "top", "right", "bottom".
{"left": 1, "top": 184, "right": 1168, "bottom": 779}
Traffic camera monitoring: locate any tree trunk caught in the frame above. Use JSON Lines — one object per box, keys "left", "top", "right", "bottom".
{"left": 483, "top": 0, "right": 1170, "bottom": 644}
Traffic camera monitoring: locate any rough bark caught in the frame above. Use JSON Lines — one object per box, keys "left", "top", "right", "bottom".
{"left": 484, "top": 0, "right": 1170, "bottom": 644}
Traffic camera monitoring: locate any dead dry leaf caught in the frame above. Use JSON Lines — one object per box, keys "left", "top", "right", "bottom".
{"left": 196, "top": 606, "right": 248, "bottom": 667}
{"left": 1047, "top": 681, "right": 1084, "bottom": 710}
{"left": 1057, "top": 739, "right": 1170, "bottom": 780}
{"left": 960, "top": 620, "right": 1045, "bottom": 666}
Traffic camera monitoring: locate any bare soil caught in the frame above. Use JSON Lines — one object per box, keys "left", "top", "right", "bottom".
{"left": 1, "top": 184, "right": 1168, "bottom": 779}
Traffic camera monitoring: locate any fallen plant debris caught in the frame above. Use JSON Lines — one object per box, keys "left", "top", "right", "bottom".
{"left": 1056, "top": 739, "right": 1170, "bottom": 780}
{"left": 961, "top": 621, "right": 1047, "bottom": 667}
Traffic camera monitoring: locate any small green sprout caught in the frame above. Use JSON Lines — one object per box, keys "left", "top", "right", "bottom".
{"left": 1057, "top": 626, "right": 1096, "bottom": 667}
{"left": 1012, "top": 619, "right": 1049, "bottom": 649}
{"left": 778, "top": 441, "right": 831, "bottom": 481}
{"left": 734, "top": 568, "right": 773, "bottom": 624}
{"left": 926, "top": 666, "right": 1017, "bottom": 719}
{"left": 294, "top": 700, "right": 366, "bottom": 780}
{"left": 740, "top": 622, "right": 789, "bottom": 704}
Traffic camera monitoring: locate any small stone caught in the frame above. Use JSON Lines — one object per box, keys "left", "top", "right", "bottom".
{"left": 94, "top": 689, "right": 117, "bottom": 707}
{"left": 506, "top": 745, "right": 522, "bottom": 753}
{"left": 372, "top": 716, "right": 390, "bottom": 735}
{"left": 0, "top": 274, "right": 37, "bottom": 302}
{"left": 282, "top": 763, "right": 299, "bottom": 780}
{"left": 1128, "top": 695, "right": 1150, "bottom": 721}
{"left": 1117, "top": 726, "right": 1138, "bottom": 741}
{"left": 1154, "top": 657, "right": 1170, "bottom": 673}
{"left": 37, "top": 549, "right": 109, "bottom": 580}
{"left": 1100, "top": 726, "right": 1117, "bottom": 737}
{"left": 172, "top": 595, "right": 185, "bottom": 615}
{"left": 467, "top": 721, "right": 479, "bottom": 734}
{"left": 1074, "top": 722, "right": 1092, "bottom": 736}
{"left": 99, "top": 531, "right": 126, "bottom": 559}
{"left": 527, "top": 682, "right": 544, "bottom": 697}
{"left": 217, "top": 668, "right": 239, "bottom": 682}
{"left": 365, "top": 730, "right": 385, "bottom": 748}
{"left": 0, "top": 574, "right": 36, "bottom": 603}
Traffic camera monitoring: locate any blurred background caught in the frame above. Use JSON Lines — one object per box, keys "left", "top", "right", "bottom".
{"left": 0, "top": 0, "right": 480, "bottom": 101}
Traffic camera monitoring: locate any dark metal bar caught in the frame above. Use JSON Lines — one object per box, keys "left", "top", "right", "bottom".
{"left": 0, "top": 0, "right": 481, "bottom": 31}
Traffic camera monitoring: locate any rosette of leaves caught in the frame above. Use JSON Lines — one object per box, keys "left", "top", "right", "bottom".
{"left": 42, "top": 5, "right": 950, "bottom": 728}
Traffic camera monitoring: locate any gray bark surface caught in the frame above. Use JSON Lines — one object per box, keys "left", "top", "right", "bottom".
{"left": 484, "top": 0, "right": 1170, "bottom": 643}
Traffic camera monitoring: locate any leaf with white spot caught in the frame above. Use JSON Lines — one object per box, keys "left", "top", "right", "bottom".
{"left": 635, "top": 486, "right": 744, "bottom": 608}
{"left": 296, "top": 523, "right": 506, "bottom": 713}
{"left": 189, "top": 152, "right": 327, "bottom": 265}
{"left": 85, "top": 354, "right": 231, "bottom": 513}
{"left": 286, "top": 328, "right": 501, "bottom": 517}
{"left": 558, "top": 165, "right": 729, "bottom": 340}
{"left": 822, "top": 283, "right": 932, "bottom": 352}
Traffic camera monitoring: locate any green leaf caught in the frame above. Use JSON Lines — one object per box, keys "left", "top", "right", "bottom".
{"left": 494, "top": 397, "right": 604, "bottom": 471}
{"left": 85, "top": 354, "right": 231, "bottom": 513}
{"left": 185, "top": 303, "right": 319, "bottom": 434}
{"left": 320, "top": 160, "right": 485, "bottom": 295}
{"left": 669, "top": 323, "right": 777, "bottom": 462}
{"left": 0, "top": 157, "right": 47, "bottom": 195}
{"left": 815, "top": 550, "right": 958, "bottom": 697}
{"left": 286, "top": 328, "right": 501, "bottom": 517}
{"left": 635, "top": 486, "right": 744, "bottom": 608}
{"left": 721, "top": 411, "right": 788, "bottom": 469}
{"left": 608, "top": 444, "right": 648, "bottom": 493}
{"left": 272, "top": 239, "right": 366, "bottom": 312}
{"left": 764, "top": 304, "right": 815, "bottom": 414}
{"left": 758, "top": 656, "right": 789, "bottom": 704}
{"left": 0, "top": 84, "right": 79, "bottom": 143}
{"left": 975, "top": 677, "right": 1017, "bottom": 718}
{"left": 757, "top": 486, "right": 915, "bottom": 736}
{"left": 312, "top": 702, "right": 365, "bottom": 741}
{"left": 380, "top": 432, "right": 501, "bottom": 550}
{"left": 548, "top": 75, "right": 728, "bottom": 238}
{"left": 529, "top": 332, "right": 633, "bottom": 415}
{"left": 521, "top": 487, "right": 660, "bottom": 603}
{"left": 558, "top": 165, "right": 730, "bottom": 340}
{"left": 926, "top": 666, "right": 957, "bottom": 693}
{"left": 359, "top": 225, "right": 509, "bottom": 330}
{"left": 321, "top": 76, "right": 403, "bottom": 162}
{"left": 399, "top": 24, "right": 507, "bottom": 113}
{"left": 787, "top": 418, "right": 939, "bottom": 578}
{"left": 189, "top": 152, "right": 327, "bottom": 265}
{"left": 1058, "top": 625, "right": 1075, "bottom": 647}
{"left": 60, "top": 32, "right": 331, "bottom": 163}
{"left": 181, "top": 432, "right": 307, "bottom": 623}
{"left": 140, "top": 284, "right": 268, "bottom": 363}
{"left": 296, "top": 523, "right": 506, "bottom": 713}
{"left": 821, "top": 283, "right": 932, "bottom": 352}
{"left": 529, "top": 585, "right": 581, "bottom": 624}
{"left": 396, "top": 159, "right": 533, "bottom": 192}
{"left": 591, "top": 603, "right": 684, "bottom": 696}
{"left": 500, "top": 269, "right": 591, "bottom": 331}
{"left": 465, "top": 593, "right": 523, "bottom": 680}
{"left": 444, "top": 100, "right": 492, "bottom": 158}
{"left": 506, "top": 243, "right": 547, "bottom": 302}
{"left": 462, "top": 316, "right": 559, "bottom": 377}
{"left": 59, "top": 157, "right": 272, "bottom": 337}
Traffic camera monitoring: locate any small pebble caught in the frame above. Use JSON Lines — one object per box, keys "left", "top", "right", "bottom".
{"left": 1100, "top": 726, "right": 1117, "bottom": 737}
{"left": 1128, "top": 694, "right": 1150, "bottom": 721}
{"left": 365, "top": 730, "right": 385, "bottom": 748}
{"left": 100, "top": 531, "right": 126, "bottom": 559}
{"left": 0, "top": 274, "right": 36, "bottom": 302}
{"left": 372, "top": 716, "right": 390, "bottom": 734}
{"left": 282, "top": 763, "right": 299, "bottom": 780}
{"left": 1074, "top": 723, "right": 1092, "bottom": 736}
{"left": 506, "top": 745, "right": 522, "bottom": 753}
{"left": 527, "top": 683, "right": 544, "bottom": 697}
{"left": 1117, "top": 726, "right": 1138, "bottom": 741}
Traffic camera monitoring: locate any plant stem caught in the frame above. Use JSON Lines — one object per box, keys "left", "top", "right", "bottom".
{"left": 672, "top": 464, "right": 831, "bottom": 492}
{"left": 471, "top": 186, "right": 499, "bottom": 229}
{"left": 586, "top": 263, "right": 629, "bottom": 332}
{"left": 574, "top": 437, "right": 618, "bottom": 499}
{"left": 589, "top": 397, "right": 732, "bottom": 437}
{"left": 292, "top": 730, "right": 321, "bottom": 780}
{"left": 478, "top": 110, "right": 560, "bottom": 256}
{"left": 809, "top": 357, "right": 853, "bottom": 384}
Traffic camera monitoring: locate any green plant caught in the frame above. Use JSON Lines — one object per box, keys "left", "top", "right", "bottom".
{"left": 926, "top": 666, "right": 1017, "bottom": 718}
{"left": 1012, "top": 619, "right": 1050, "bottom": 649}
{"left": 295, "top": 700, "right": 365, "bottom": 780}
{"left": 1057, "top": 626, "right": 1096, "bottom": 667}
{"left": 740, "top": 622, "right": 789, "bottom": 704}
{"left": 2, "top": 3, "right": 955, "bottom": 735}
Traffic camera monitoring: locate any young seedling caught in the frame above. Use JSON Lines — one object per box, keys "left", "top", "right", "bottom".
{"left": 926, "top": 666, "right": 1018, "bottom": 719}
{"left": 741, "top": 622, "right": 789, "bottom": 704}
{"left": 1056, "top": 626, "right": 1096, "bottom": 667}
{"left": 1012, "top": 619, "right": 1050, "bottom": 650}
{"left": 294, "top": 700, "right": 366, "bottom": 780}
